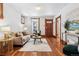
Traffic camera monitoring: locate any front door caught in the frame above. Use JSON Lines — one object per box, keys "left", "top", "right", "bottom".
{"left": 45, "top": 19, "right": 53, "bottom": 37}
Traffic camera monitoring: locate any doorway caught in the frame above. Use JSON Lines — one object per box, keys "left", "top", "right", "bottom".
{"left": 45, "top": 19, "right": 53, "bottom": 37}
{"left": 56, "top": 15, "right": 61, "bottom": 40}
{"left": 31, "top": 18, "right": 40, "bottom": 33}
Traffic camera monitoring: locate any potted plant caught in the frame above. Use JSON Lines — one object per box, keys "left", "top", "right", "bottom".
{"left": 64, "top": 20, "right": 70, "bottom": 33}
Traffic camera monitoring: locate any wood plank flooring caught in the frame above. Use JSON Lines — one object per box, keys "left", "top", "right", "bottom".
{"left": 6, "top": 37, "right": 64, "bottom": 56}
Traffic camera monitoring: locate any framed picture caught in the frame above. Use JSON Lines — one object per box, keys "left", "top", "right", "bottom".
{"left": 21, "top": 15, "right": 25, "bottom": 24}
{"left": 0, "top": 3, "right": 3, "bottom": 19}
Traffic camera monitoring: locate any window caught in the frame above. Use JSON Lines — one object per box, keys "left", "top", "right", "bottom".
{"left": 31, "top": 18, "right": 40, "bottom": 33}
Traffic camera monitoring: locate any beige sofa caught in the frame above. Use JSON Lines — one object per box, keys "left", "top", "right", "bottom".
{"left": 12, "top": 32, "right": 30, "bottom": 46}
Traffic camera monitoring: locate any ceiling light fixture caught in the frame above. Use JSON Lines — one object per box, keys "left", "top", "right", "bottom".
{"left": 36, "top": 6, "right": 41, "bottom": 10}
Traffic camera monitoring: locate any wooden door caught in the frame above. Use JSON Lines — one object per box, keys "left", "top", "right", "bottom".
{"left": 45, "top": 19, "right": 53, "bottom": 37}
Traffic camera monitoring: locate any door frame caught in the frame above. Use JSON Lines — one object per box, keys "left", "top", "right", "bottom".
{"left": 31, "top": 17, "right": 40, "bottom": 33}
{"left": 45, "top": 19, "right": 53, "bottom": 37}
{"left": 55, "top": 15, "right": 61, "bottom": 40}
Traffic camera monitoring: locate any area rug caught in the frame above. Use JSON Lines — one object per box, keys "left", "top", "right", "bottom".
{"left": 19, "top": 38, "right": 52, "bottom": 52}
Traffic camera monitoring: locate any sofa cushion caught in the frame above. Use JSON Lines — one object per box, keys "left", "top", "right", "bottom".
{"left": 22, "top": 32, "right": 27, "bottom": 36}
{"left": 13, "top": 34, "right": 30, "bottom": 46}
{"left": 15, "top": 32, "right": 23, "bottom": 37}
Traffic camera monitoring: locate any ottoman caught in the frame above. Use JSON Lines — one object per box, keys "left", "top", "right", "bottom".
{"left": 63, "top": 45, "right": 79, "bottom": 56}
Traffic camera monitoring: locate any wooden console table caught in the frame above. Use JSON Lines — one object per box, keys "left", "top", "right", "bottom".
{"left": 62, "top": 32, "right": 79, "bottom": 45}
{"left": 0, "top": 38, "right": 13, "bottom": 55}
{"left": 66, "top": 33, "right": 79, "bottom": 44}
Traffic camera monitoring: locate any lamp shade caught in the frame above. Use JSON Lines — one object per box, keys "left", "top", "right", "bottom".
{"left": 24, "top": 27, "right": 27, "bottom": 30}
{"left": 0, "top": 27, "right": 11, "bottom": 32}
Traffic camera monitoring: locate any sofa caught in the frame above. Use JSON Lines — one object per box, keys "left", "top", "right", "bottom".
{"left": 12, "top": 32, "right": 30, "bottom": 46}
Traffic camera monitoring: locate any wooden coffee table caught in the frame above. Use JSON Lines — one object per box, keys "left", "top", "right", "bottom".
{"left": 32, "top": 35, "right": 42, "bottom": 44}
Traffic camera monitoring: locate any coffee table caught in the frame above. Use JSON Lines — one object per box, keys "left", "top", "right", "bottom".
{"left": 31, "top": 35, "right": 42, "bottom": 44}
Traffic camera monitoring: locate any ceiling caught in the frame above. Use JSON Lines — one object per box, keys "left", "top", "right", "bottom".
{"left": 10, "top": 3, "right": 69, "bottom": 16}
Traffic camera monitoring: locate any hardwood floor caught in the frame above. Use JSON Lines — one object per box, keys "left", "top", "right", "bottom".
{"left": 6, "top": 37, "right": 64, "bottom": 56}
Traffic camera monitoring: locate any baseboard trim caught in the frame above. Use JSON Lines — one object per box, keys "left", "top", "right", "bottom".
{"left": 41, "top": 35, "right": 56, "bottom": 38}
{"left": 61, "top": 40, "right": 67, "bottom": 45}
{"left": 41, "top": 35, "right": 46, "bottom": 37}
{"left": 53, "top": 35, "right": 56, "bottom": 38}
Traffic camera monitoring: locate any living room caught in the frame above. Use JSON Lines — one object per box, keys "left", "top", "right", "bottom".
{"left": 0, "top": 3, "right": 79, "bottom": 56}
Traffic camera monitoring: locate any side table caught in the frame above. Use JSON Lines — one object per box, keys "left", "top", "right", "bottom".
{"left": 0, "top": 38, "right": 13, "bottom": 56}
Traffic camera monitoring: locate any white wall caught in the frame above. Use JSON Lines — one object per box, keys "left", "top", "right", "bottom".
{"left": 55, "top": 3, "right": 79, "bottom": 42}
{"left": 0, "top": 3, "right": 54, "bottom": 35}
{"left": 53, "top": 17, "right": 56, "bottom": 36}
{"left": 24, "top": 16, "right": 45, "bottom": 35}
{"left": 62, "top": 4, "right": 79, "bottom": 41}
{"left": 24, "top": 17, "right": 32, "bottom": 34}
{"left": 40, "top": 16, "right": 45, "bottom": 35}
{"left": 24, "top": 16, "right": 54, "bottom": 35}
{"left": 0, "top": 4, "right": 22, "bottom": 32}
